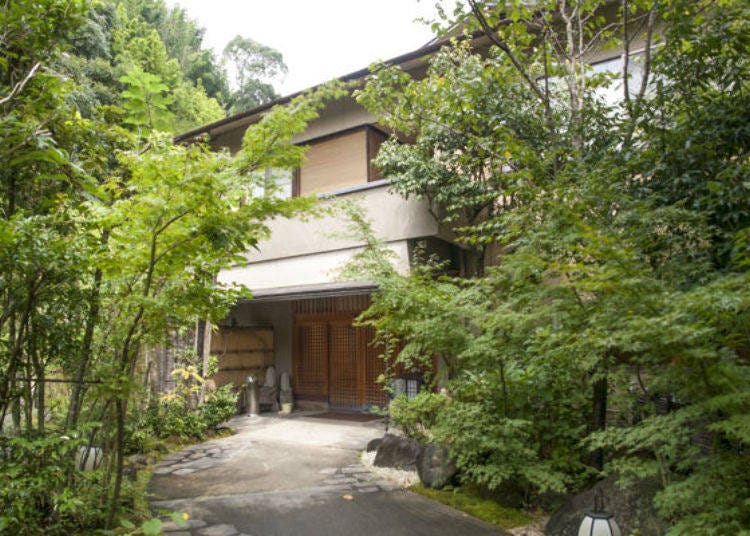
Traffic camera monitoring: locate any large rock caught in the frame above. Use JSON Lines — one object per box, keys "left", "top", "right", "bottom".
{"left": 545, "top": 476, "right": 668, "bottom": 536}
{"left": 366, "top": 437, "right": 383, "bottom": 452}
{"left": 416, "top": 443, "right": 457, "bottom": 489}
{"left": 373, "top": 433, "right": 421, "bottom": 470}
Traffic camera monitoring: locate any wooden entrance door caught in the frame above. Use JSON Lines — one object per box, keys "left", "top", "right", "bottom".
{"left": 293, "top": 320, "right": 328, "bottom": 401}
{"left": 328, "top": 319, "right": 361, "bottom": 408}
{"left": 294, "top": 314, "right": 369, "bottom": 409}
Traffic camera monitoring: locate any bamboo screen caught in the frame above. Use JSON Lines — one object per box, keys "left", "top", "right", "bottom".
{"left": 209, "top": 327, "right": 274, "bottom": 389}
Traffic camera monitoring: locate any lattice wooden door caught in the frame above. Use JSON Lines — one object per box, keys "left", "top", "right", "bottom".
{"left": 362, "top": 326, "right": 388, "bottom": 407}
{"left": 328, "top": 319, "right": 360, "bottom": 408}
{"left": 293, "top": 321, "right": 328, "bottom": 400}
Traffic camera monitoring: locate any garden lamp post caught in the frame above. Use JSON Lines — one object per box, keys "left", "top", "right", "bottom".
{"left": 246, "top": 375, "right": 258, "bottom": 416}
{"left": 578, "top": 487, "right": 621, "bottom": 536}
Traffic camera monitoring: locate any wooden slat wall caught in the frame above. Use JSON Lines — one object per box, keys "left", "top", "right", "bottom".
{"left": 293, "top": 295, "right": 370, "bottom": 315}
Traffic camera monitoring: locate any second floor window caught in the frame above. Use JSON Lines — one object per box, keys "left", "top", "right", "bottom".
{"left": 294, "top": 125, "right": 389, "bottom": 196}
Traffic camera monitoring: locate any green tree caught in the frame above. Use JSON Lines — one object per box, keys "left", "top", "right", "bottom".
{"left": 120, "top": 66, "right": 174, "bottom": 130}
{"left": 0, "top": 0, "right": 346, "bottom": 532}
{"left": 353, "top": 1, "right": 750, "bottom": 532}
{"left": 223, "top": 35, "right": 287, "bottom": 114}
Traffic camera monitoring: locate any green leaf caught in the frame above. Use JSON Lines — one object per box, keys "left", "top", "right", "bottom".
{"left": 141, "top": 518, "right": 162, "bottom": 536}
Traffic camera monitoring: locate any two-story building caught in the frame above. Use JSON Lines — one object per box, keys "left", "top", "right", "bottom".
{"left": 173, "top": 22, "right": 647, "bottom": 412}
{"left": 174, "top": 40, "right": 462, "bottom": 411}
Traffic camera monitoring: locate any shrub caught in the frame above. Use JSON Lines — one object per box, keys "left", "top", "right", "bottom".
{"left": 200, "top": 385, "right": 238, "bottom": 429}
{"left": 127, "top": 386, "right": 238, "bottom": 446}
{"left": 389, "top": 392, "right": 450, "bottom": 443}
{"left": 157, "top": 398, "right": 207, "bottom": 440}
{"left": 0, "top": 433, "right": 108, "bottom": 535}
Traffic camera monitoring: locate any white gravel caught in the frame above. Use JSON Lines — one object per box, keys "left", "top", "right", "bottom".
{"left": 507, "top": 517, "right": 548, "bottom": 536}
{"left": 359, "top": 450, "right": 420, "bottom": 488}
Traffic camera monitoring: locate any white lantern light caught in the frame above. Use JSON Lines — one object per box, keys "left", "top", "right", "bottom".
{"left": 578, "top": 487, "right": 621, "bottom": 536}
{"left": 578, "top": 512, "right": 621, "bottom": 536}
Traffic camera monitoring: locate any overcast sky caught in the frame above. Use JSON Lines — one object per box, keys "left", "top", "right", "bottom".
{"left": 168, "top": 0, "right": 446, "bottom": 96}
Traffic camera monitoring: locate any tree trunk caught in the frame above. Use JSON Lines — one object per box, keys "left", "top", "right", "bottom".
{"left": 590, "top": 375, "right": 608, "bottom": 471}
{"left": 197, "top": 319, "right": 208, "bottom": 404}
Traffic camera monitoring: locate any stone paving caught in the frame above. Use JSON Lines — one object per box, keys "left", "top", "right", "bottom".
{"left": 153, "top": 442, "right": 230, "bottom": 477}
{"left": 153, "top": 438, "right": 397, "bottom": 535}
{"left": 317, "top": 462, "right": 398, "bottom": 493}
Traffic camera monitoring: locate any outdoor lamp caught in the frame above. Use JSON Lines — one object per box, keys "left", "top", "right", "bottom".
{"left": 578, "top": 487, "right": 621, "bottom": 536}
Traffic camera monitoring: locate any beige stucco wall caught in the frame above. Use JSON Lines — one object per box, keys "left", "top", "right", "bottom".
{"left": 291, "top": 95, "right": 374, "bottom": 145}
{"left": 218, "top": 240, "right": 410, "bottom": 291}
{"left": 241, "top": 182, "right": 442, "bottom": 263}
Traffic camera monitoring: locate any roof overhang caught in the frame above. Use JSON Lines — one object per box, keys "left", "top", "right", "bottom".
{"left": 239, "top": 281, "right": 377, "bottom": 302}
{"left": 173, "top": 33, "right": 492, "bottom": 144}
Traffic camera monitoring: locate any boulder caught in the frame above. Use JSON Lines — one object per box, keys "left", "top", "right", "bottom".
{"left": 416, "top": 443, "right": 457, "bottom": 489}
{"left": 366, "top": 437, "right": 383, "bottom": 452}
{"left": 373, "top": 433, "right": 421, "bottom": 470}
{"left": 545, "top": 476, "right": 668, "bottom": 536}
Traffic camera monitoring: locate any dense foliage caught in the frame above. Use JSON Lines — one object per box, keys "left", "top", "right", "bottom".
{"left": 354, "top": 1, "right": 750, "bottom": 533}
{"left": 60, "top": 0, "right": 287, "bottom": 132}
{"left": 0, "top": 1, "right": 341, "bottom": 533}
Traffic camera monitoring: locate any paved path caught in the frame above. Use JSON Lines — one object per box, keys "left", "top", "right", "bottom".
{"left": 148, "top": 413, "right": 503, "bottom": 536}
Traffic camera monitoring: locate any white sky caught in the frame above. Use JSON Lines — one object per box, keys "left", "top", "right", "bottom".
{"left": 168, "top": 0, "right": 446, "bottom": 96}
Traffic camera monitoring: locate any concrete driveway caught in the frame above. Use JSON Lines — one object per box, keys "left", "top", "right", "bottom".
{"left": 149, "top": 413, "right": 503, "bottom": 536}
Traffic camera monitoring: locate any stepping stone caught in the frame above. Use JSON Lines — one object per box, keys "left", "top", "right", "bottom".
{"left": 173, "top": 468, "right": 197, "bottom": 476}
{"left": 153, "top": 466, "right": 174, "bottom": 475}
{"left": 188, "top": 452, "right": 204, "bottom": 460}
{"left": 198, "top": 524, "right": 239, "bottom": 536}
{"left": 322, "top": 479, "right": 355, "bottom": 486}
{"left": 335, "top": 477, "right": 358, "bottom": 484}
{"left": 354, "top": 481, "right": 379, "bottom": 488}
{"left": 160, "top": 520, "right": 188, "bottom": 532}
{"left": 341, "top": 466, "right": 369, "bottom": 474}
{"left": 185, "top": 459, "right": 217, "bottom": 470}
{"left": 318, "top": 467, "right": 337, "bottom": 475}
